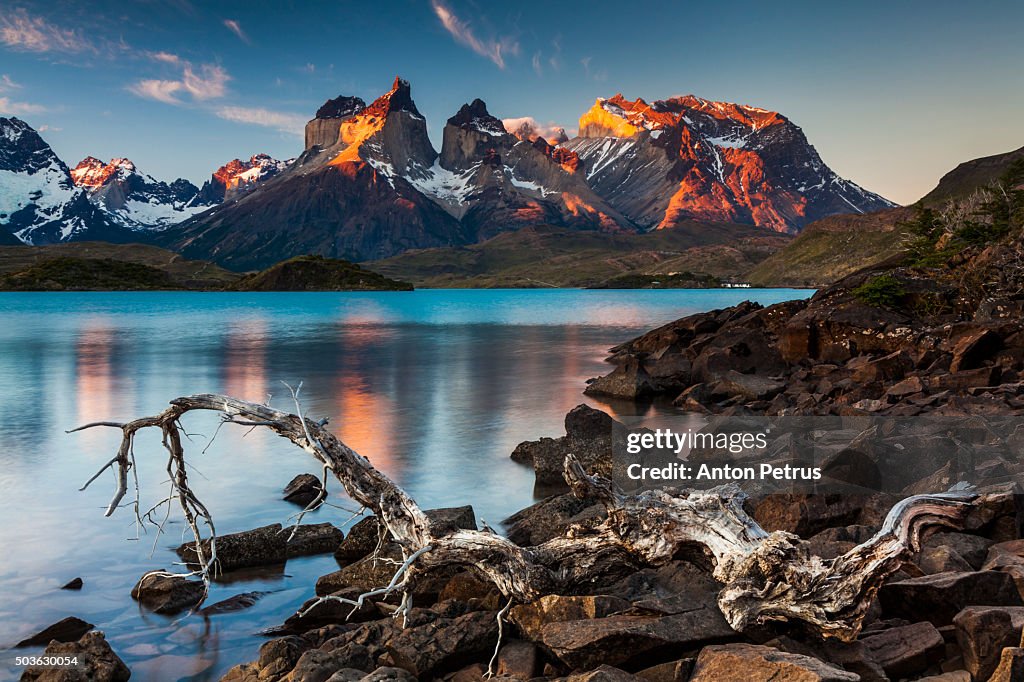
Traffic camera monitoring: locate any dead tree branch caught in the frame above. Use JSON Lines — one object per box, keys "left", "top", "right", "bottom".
{"left": 73, "top": 393, "right": 981, "bottom": 641}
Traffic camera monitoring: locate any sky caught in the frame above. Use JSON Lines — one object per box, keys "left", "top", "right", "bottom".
{"left": 1, "top": 0, "right": 1022, "bottom": 205}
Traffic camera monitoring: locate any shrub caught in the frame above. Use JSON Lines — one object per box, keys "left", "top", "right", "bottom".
{"left": 852, "top": 274, "right": 906, "bottom": 309}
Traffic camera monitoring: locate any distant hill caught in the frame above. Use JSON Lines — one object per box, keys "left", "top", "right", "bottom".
{"left": 231, "top": 255, "right": 412, "bottom": 291}
{"left": 366, "top": 223, "right": 790, "bottom": 288}
{"left": 0, "top": 244, "right": 411, "bottom": 291}
{"left": 921, "top": 145, "right": 1024, "bottom": 205}
{"left": 748, "top": 143, "right": 1024, "bottom": 287}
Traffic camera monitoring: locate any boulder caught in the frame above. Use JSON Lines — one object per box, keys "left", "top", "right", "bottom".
{"left": 287, "top": 646, "right": 374, "bottom": 681}
{"left": 584, "top": 359, "right": 658, "bottom": 400}
{"left": 130, "top": 572, "right": 205, "bottom": 615}
{"left": 921, "top": 532, "right": 992, "bottom": 570}
{"left": 257, "top": 636, "right": 312, "bottom": 680}
{"left": 287, "top": 523, "right": 345, "bottom": 559}
{"left": 712, "top": 370, "right": 785, "bottom": 401}
{"left": 495, "top": 639, "right": 539, "bottom": 679}
{"left": 511, "top": 405, "right": 615, "bottom": 485}
{"left": 509, "top": 594, "right": 630, "bottom": 642}
{"left": 540, "top": 604, "right": 735, "bottom": 669}
{"left": 953, "top": 606, "right": 1024, "bottom": 680}
{"left": 284, "top": 473, "right": 326, "bottom": 507}
{"left": 751, "top": 492, "right": 869, "bottom": 536}
{"left": 880, "top": 571, "right": 1023, "bottom": 625}
{"left": 689, "top": 643, "right": 859, "bottom": 681}
{"left": 502, "top": 493, "right": 602, "bottom": 546}
{"left": 16, "top": 616, "right": 94, "bottom": 648}
{"left": 949, "top": 327, "right": 1001, "bottom": 373}
{"left": 915, "top": 673, "right": 971, "bottom": 682}
{"left": 281, "top": 588, "right": 380, "bottom": 633}
{"left": 358, "top": 668, "right": 416, "bottom": 682}
{"left": 859, "top": 621, "right": 944, "bottom": 678}
{"left": 20, "top": 631, "right": 130, "bottom": 682}
{"left": 383, "top": 610, "right": 499, "bottom": 678}
{"left": 634, "top": 658, "right": 694, "bottom": 682}
{"left": 567, "top": 665, "right": 644, "bottom": 682}
{"left": 335, "top": 508, "right": 476, "bottom": 563}
{"left": 176, "top": 524, "right": 287, "bottom": 571}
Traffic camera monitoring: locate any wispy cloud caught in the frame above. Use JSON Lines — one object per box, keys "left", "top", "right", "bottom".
{"left": 580, "top": 56, "right": 607, "bottom": 82}
{"left": 0, "top": 73, "right": 44, "bottom": 116}
{"left": 0, "top": 96, "right": 47, "bottom": 116}
{"left": 0, "top": 8, "right": 96, "bottom": 54}
{"left": 430, "top": 0, "right": 518, "bottom": 69}
{"left": 222, "top": 19, "right": 250, "bottom": 45}
{"left": 214, "top": 105, "right": 306, "bottom": 135}
{"left": 147, "top": 51, "right": 182, "bottom": 65}
{"left": 128, "top": 62, "right": 229, "bottom": 104}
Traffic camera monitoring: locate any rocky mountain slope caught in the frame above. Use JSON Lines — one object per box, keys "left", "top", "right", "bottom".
{"left": 71, "top": 156, "right": 213, "bottom": 230}
{"left": 0, "top": 117, "right": 135, "bottom": 244}
{"left": 194, "top": 153, "right": 292, "bottom": 204}
{"left": 158, "top": 78, "right": 470, "bottom": 270}
{"left": 585, "top": 155, "right": 1024, "bottom": 416}
{"left": 563, "top": 94, "right": 894, "bottom": 233}
{"left": 750, "top": 142, "right": 1024, "bottom": 287}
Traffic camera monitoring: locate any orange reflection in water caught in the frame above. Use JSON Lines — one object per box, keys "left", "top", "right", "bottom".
{"left": 222, "top": 319, "right": 268, "bottom": 402}
{"left": 75, "top": 320, "right": 116, "bottom": 426}
{"left": 332, "top": 373, "right": 400, "bottom": 480}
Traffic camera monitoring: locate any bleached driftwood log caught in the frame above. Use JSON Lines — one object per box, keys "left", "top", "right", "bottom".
{"left": 72, "top": 392, "right": 981, "bottom": 641}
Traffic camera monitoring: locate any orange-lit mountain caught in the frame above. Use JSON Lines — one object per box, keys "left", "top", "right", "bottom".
{"left": 195, "top": 153, "right": 291, "bottom": 204}
{"left": 562, "top": 94, "right": 895, "bottom": 232}
{"left": 158, "top": 78, "right": 470, "bottom": 270}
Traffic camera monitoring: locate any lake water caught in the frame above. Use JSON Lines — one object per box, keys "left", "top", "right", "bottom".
{"left": 0, "top": 289, "right": 812, "bottom": 681}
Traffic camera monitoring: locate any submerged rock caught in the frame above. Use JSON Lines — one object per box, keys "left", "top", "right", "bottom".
{"left": 284, "top": 473, "right": 326, "bottom": 507}
{"left": 130, "top": 572, "right": 204, "bottom": 615}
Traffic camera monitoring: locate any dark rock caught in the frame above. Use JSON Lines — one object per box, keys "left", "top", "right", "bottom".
{"left": 949, "top": 326, "right": 1001, "bottom": 373}
{"left": 689, "top": 643, "right": 859, "bottom": 681}
{"left": 282, "top": 588, "right": 380, "bottom": 633}
{"left": 176, "top": 523, "right": 287, "bottom": 571}
{"left": 511, "top": 405, "right": 615, "bottom": 486}
{"left": 502, "top": 493, "right": 602, "bottom": 546}
{"left": 495, "top": 639, "right": 539, "bottom": 679}
{"left": 438, "top": 571, "right": 500, "bottom": 606}
{"left": 805, "top": 525, "right": 877, "bottom": 560}
{"left": 880, "top": 570, "right": 1024, "bottom": 625}
{"left": 257, "top": 635, "right": 311, "bottom": 680}
{"left": 383, "top": 610, "right": 498, "bottom": 678}
{"left": 284, "top": 473, "right": 326, "bottom": 507}
{"left": 130, "top": 572, "right": 205, "bottom": 615}
{"left": 335, "top": 516, "right": 386, "bottom": 562}
{"left": 953, "top": 606, "right": 1024, "bottom": 680}
{"left": 751, "top": 493, "right": 869, "bottom": 536}
{"left": 289, "top": 646, "right": 374, "bottom": 681}
{"left": 335, "top": 508, "right": 476, "bottom": 563}
{"left": 914, "top": 545, "right": 973, "bottom": 574}
{"left": 197, "top": 591, "right": 269, "bottom": 616}
{"left": 20, "top": 631, "right": 130, "bottom": 682}
{"left": 634, "top": 658, "right": 694, "bottom": 682}
{"left": 359, "top": 668, "right": 417, "bottom": 682}
{"left": 860, "top": 621, "right": 944, "bottom": 678}
{"left": 510, "top": 594, "right": 630, "bottom": 642}
{"left": 60, "top": 578, "right": 83, "bottom": 591}
{"left": 921, "top": 531, "right": 993, "bottom": 570}
{"left": 567, "top": 665, "right": 644, "bottom": 682}
{"left": 712, "top": 370, "right": 785, "bottom": 401}
{"left": 541, "top": 604, "right": 736, "bottom": 669}
{"left": 584, "top": 359, "right": 658, "bottom": 400}
{"left": 765, "top": 634, "right": 887, "bottom": 682}
{"left": 16, "top": 617, "right": 93, "bottom": 648}
{"left": 287, "top": 523, "right": 345, "bottom": 558}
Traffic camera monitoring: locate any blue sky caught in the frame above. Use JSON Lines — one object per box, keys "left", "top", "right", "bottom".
{"left": 1, "top": 0, "right": 1022, "bottom": 204}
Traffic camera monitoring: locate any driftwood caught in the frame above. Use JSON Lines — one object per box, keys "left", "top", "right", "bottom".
{"left": 71, "top": 392, "right": 981, "bottom": 641}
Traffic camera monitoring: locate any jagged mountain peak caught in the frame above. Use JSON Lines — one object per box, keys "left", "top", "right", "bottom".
{"left": 363, "top": 76, "right": 421, "bottom": 119}
{"left": 71, "top": 157, "right": 139, "bottom": 187}
{"left": 315, "top": 95, "right": 367, "bottom": 120}
{"left": 566, "top": 90, "right": 894, "bottom": 233}
{"left": 447, "top": 99, "right": 507, "bottom": 136}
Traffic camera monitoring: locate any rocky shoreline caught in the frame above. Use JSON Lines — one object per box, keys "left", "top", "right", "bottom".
{"left": 17, "top": 230, "right": 1024, "bottom": 682}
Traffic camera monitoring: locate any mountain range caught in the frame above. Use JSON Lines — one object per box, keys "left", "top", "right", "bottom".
{"left": 1, "top": 77, "right": 896, "bottom": 269}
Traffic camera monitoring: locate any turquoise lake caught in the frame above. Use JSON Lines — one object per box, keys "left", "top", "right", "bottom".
{"left": 0, "top": 288, "right": 813, "bottom": 680}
